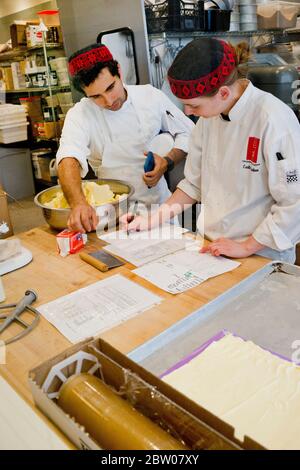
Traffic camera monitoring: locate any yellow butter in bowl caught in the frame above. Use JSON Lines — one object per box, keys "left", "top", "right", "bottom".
{"left": 44, "top": 182, "right": 125, "bottom": 209}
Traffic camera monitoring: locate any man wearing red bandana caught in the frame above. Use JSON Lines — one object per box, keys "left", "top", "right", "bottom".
{"left": 122, "top": 38, "right": 300, "bottom": 263}
{"left": 56, "top": 43, "right": 194, "bottom": 233}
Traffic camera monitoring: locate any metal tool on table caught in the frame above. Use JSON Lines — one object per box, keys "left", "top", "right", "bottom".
{"left": 80, "top": 251, "right": 124, "bottom": 273}
{"left": 144, "top": 151, "right": 155, "bottom": 189}
{"left": 0, "top": 290, "right": 40, "bottom": 345}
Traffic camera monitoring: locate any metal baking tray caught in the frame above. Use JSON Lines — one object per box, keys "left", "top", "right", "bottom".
{"left": 129, "top": 261, "right": 300, "bottom": 375}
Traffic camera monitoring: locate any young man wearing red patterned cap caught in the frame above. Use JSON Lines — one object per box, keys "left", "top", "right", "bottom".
{"left": 122, "top": 38, "right": 300, "bottom": 263}
{"left": 56, "top": 43, "right": 194, "bottom": 233}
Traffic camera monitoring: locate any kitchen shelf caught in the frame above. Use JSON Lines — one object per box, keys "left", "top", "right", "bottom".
{"left": 148, "top": 29, "right": 289, "bottom": 39}
{"left": 3, "top": 85, "right": 71, "bottom": 93}
{"left": 0, "top": 44, "right": 64, "bottom": 62}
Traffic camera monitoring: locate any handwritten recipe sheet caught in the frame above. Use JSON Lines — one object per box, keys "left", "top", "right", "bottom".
{"left": 133, "top": 251, "right": 240, "bottom": 294}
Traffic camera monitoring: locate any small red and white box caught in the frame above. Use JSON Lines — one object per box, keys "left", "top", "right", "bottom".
{"left": 56, "top": 229, "right": 87, "bottom": 257}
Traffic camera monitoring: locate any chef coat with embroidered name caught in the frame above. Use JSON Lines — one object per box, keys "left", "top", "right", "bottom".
{"left": 178, "top": 81, "right": 300, "bottom": 263}
{"left": 56, "top": 84, "right": 194, "bottom": 206}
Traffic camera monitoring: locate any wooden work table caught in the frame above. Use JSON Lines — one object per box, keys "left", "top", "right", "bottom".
{"left": 0, "top": 226, "right": 269, "bottom": 448}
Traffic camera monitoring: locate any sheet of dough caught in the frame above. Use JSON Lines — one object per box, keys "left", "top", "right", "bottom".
{"left": 163, "top": 334, "right": 300, "bottom": 449}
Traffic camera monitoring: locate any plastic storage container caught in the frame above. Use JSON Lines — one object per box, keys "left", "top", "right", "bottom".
{"left": 257, "top": 1, "right": 300, "bottom": 29}
{"left": 49, "top": 57, "right": 68, "bottom": 71}
{"left": 57, "top": 92, "right": 73, "bottom": 105}
{"left": 57, "top": 70, "right": 70, "bottom": 86}
{"left": 31, "top": 149, "right": 56, "bottom": 182}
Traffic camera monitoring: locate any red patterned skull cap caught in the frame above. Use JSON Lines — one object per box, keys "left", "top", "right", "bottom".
{"left": 68, "top": 44, "right": 113, "bottom": 77}
{"left": 168, "top": 40, "right": 236, "bottom": 99}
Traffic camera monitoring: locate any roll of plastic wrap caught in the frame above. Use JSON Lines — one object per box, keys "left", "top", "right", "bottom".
{"left": 57, "top": 373, "right": 188, "bottom": 450}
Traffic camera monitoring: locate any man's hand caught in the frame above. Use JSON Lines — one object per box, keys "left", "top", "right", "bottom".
{"left": 119, "top": 213, "right": 157, "bottom": 233}
{"left": 200, "top": 236, "right": 264, "bottom": 259}
{"left": 68, "top": 203, "right": 98, "bottom": 233}
{"left": 143, "top": 153, "right": 168, "bottom": 187}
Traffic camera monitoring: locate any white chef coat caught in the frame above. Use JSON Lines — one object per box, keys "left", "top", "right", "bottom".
{"left": 56, "top": 84, "right": 194, "bottom": 206}
{"left": 178, "top": 81, "right": 300, "bottom": 263}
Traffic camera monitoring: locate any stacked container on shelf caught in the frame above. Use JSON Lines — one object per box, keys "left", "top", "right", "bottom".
{"left": 0, "top": 104, "right": 28, "bottom": 144}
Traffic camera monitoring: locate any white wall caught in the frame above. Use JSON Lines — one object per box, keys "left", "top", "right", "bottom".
{"left": 0, "top": 0, "right": 53, "bottom": 19}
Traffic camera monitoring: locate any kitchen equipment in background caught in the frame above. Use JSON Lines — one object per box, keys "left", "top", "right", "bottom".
{"left": 204, "top": 0, "right": 232, "bottom": 32}
{"left": 145, "top": 0, "right": 205, "bottom": 33}
{"left": 230, "top": 2, "right": 240, "bottom": 31}
{"left": 31, "top": 148, "right": 56, "bottom": 182}
{"left": 0, "top": 147, "right": 35, "bottom": 200}
{"left": 0, "top": 290, "right": 39, "bottom": 345}
{"left": 97, "top": 27, "right": 139, "bottom": 85}
{"left": 239, "top": 0, "right": 257, "bottom": 32}
{"left": 49, "top": 57, "right": 70, "bottom": 86}
{"left": 49, "top": 57, "right": 68, "bottom": 71}
{"left": 56, "top": 91, "right": 74, "bottom": 116}
{"left": 205, "top": 0, "right": 234, "bottom": 9}
{"left": 34, "top": 179, "right": 134, "bottom": 230}
{"left": 247, "top": 64, "right": 299, "bottom": 112}
{"left": 257, "top": 1, "right": 300, "bottom": 30}
{"left": 204, "top": 8, "right": 232, "bottom": 31}
{"left": 167, "top": 0, "right": 182, "bottom": 31}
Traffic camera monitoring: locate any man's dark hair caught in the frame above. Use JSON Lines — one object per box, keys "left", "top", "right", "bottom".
{"left": 68, "top": 43, "right": 120, "bottom": 93}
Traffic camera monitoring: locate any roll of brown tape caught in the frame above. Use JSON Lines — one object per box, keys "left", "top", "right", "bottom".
{"left": 57, "top": 373, "right": 188, "bottom": 450}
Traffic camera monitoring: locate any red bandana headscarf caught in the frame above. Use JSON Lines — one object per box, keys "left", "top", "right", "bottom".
{"left": 68, "top": 45, "right": 113, "bottom": 77}
{"left": 168, "top": 40, "right": 236, "bottom": 99}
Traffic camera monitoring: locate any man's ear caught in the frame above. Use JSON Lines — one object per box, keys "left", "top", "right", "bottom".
{"left": 218, "top": 86, "right": 230, "bottom": 100}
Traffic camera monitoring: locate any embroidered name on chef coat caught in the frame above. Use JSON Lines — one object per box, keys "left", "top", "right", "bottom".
{"left": 242, "top": 136, "right": 261, "bottom": 172}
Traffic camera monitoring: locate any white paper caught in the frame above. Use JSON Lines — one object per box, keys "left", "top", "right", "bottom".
{"left": 99, "top": 223, "right": 188, "bottom": 242}
{"left": 133, "top": 251, "right": 240, "bottom": 294}
{"left": 101, "top": 224, "right": 191, "bottom": 267}
{"left": 104, "top": 238, "right": 194, "bottom": 267}
{"left": 39, "top": 274, "right": 162, "bottom": 343}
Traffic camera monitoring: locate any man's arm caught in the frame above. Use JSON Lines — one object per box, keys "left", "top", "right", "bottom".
{"left": 58, "top": 157, "right": 98, "bottom": 233}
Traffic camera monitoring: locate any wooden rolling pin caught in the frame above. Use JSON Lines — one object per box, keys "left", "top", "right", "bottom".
{"left": 58, "top": 373, "right": 188, "bottom": 450}
{"left": 79, "top": 252, "right": 109, "bottom": 272}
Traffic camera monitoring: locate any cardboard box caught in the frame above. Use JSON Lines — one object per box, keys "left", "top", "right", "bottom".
{"left": 10, "top": 23, "right": 27, "bottom": 48}
{"left": 0, "top": 184, "right": 13, "bottom": 239}
{"left": 26, "top": 24, "right": 43, "bottom": 48}
{"left": 34, "top": 121, "right": 62, "bottom": 139}
{"left": 29, "top": 337, "right": 261, "bottom": 450}
{"left": 0, "top": 67, "right": 14, "bottom": 91}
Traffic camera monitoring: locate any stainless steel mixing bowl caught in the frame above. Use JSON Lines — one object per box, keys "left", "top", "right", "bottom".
{"left": 34, "top": 179, "right": 135, "bottom": 230}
